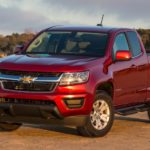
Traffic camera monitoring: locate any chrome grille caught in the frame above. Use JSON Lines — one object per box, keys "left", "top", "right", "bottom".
{"left": 2, "top": 81, "right": 56, "bottom": 92}
{"left": 0, "top": 70, "right": 61, "bottom": 77}
{"left": 0, "top": 70, "right": 61, "bottom": 92}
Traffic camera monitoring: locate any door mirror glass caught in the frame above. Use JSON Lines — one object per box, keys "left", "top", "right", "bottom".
{"left": 115, "top": 50, "right": 132, "bottom": 61}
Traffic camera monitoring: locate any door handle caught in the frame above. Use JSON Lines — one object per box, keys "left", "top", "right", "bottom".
{"left": 130, "top": 64, "right": 137, "bottom": 69}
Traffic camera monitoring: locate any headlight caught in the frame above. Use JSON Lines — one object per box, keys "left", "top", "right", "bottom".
{"left": 59, "top": 71, "right": 89, "bottom": 86}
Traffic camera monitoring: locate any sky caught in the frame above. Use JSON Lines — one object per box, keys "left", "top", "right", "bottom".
{"left": 0, "top": 0, "right": 149, "bottom": 35}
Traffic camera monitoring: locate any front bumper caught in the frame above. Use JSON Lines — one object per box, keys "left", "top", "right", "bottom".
{"left": 0, "top": 83, "right": 94, "bottom": 117}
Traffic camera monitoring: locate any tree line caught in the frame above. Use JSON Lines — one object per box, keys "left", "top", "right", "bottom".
{"left": 0, "top": 33, "right": 35, "bottom": 55}
{"left": 0, "top": 29, "right": 150, "bottom": 55}
{"left": 138, "top": 29, "right": 150, "bottom": 49}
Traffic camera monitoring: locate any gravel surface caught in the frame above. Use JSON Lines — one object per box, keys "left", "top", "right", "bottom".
{"left": 0, "top": 112, "right": 150, "bottom": 150}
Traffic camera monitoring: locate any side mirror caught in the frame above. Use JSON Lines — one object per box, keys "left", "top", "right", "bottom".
{"left": 13, "top": 44, "right": 25, "bottom": 54}
{"left": 115, "top": 50, "right": 132, "bottom": 61}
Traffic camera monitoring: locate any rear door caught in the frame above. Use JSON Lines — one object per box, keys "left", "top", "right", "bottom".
{"left": 126, "top": 31, "right": 148, "bottom": 102}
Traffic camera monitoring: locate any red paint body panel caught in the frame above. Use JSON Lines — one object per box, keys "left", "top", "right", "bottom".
{"left": 0, "top": 26, "right": 149, "bottom": 118}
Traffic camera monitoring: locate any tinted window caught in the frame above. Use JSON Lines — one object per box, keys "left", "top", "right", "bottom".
{"left": 26, "top": 31, "right": 108, "bottom": 57}
{"left": 113, "top": 33, "right": 129, "bottom": 54}
{"left": 126, "top": 31, "right": 142, "bottom": 57}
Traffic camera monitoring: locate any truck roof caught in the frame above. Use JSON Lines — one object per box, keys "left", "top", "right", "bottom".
{"left": 47, "top": 25, "right": 132, "bottom": 33}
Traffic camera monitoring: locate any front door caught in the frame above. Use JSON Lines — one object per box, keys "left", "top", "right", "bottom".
{"left": 112, "top": 32, "right": 147, "bottom": 106}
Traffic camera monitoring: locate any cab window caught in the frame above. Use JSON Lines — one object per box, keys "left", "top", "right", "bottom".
{"left": 113, "top": 33, "right": 129, "bottom": 56}
{"left": 126, "top": 31, "right": 142, "bottom": 57}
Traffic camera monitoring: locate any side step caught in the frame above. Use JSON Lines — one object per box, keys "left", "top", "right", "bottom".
{"left": 116, "top": 104, "right": 150, "bottom": 116}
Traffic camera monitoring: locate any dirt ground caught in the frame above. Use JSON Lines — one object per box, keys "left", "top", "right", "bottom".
{"left": 0, "top": 112, "right": 150, "bottom": 150}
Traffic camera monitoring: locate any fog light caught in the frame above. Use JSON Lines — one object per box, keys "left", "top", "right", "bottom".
{"left": 64, "top": 98, "right": 84, "bottom": 109}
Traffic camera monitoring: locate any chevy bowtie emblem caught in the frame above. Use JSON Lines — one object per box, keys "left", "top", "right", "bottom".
{"left": 19, "top": 76, "right": 37, "bottom": 84}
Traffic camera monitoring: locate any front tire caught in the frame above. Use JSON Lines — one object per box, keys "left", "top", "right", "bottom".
{"left": 77, "top": 91, "right": 114, "bottom": 137}
{"left": 0, "top": 122, "right": 22, "bottom": 131}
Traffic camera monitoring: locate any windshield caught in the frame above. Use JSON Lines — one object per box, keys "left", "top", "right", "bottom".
{"left": 26, "top": 31, "right": 108, "bottom": 57}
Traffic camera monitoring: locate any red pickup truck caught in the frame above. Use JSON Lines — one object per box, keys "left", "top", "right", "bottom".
{"left": 0, "top": 25, "right": 150, "bottom": 137}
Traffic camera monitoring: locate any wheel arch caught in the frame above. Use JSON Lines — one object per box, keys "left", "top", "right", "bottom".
{"left": 96, "top": 82, "right": 114, "bottom": 98}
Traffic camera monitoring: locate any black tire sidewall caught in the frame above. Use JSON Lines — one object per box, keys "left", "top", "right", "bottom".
{"left": 0, "top": 122, "right": 21, "bottom": 131}
{"left": 148, "top": 109, "right": 150, "bottom": 119}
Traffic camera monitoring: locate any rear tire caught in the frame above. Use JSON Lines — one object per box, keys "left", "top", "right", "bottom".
{"left": 148, "top": 109, "right": 150, "bottom": 120}
{"left": 77, "top": 91, "right": 114, "bottom": 137}
{"left": 0, "top": 122, "right": 22, "bottom": 131}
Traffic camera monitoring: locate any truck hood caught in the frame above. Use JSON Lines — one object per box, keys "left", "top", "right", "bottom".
{"left": 0, "top": 54, "right": 102, "bottom": 72}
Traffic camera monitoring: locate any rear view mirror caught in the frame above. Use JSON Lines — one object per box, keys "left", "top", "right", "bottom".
{"left": 13, "top": 44, "right": 25, "bottom": 54}
{"left": 115, "top": 50, "right": 132, "bottom": 61}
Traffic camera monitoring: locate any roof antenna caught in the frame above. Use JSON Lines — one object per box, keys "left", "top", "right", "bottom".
{"left": 97, "top": 14, "right": 104, "bottom": 26}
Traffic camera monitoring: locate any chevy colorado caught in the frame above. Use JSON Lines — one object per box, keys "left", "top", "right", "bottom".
{"left": 0, "top": 25, "right": 149, "bottom": 137}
